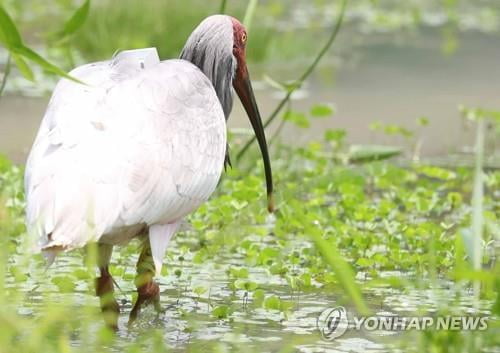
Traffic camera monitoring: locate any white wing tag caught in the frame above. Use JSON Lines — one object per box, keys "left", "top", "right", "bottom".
{"left": 111, "top": 47, "right": 160, "bottom": 75}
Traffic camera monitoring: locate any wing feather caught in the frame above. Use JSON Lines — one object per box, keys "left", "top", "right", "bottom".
{"left": 25, "top": 53, "right": 226, "bottom": 252}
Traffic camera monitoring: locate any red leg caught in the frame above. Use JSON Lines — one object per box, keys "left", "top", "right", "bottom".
{"left": 128, "top": 241, "right": 162, "bottom": 324}
{"left": 96, "top": 266, "right": 120, "bottom": 330}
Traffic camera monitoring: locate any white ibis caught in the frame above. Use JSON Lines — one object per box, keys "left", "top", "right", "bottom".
{"left": 24, "top": 15, "right": 274, "bottom": 328}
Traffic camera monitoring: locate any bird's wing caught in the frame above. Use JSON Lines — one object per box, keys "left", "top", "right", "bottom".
{"left": 25, "top": 55, "right": 226, "bottom": 253}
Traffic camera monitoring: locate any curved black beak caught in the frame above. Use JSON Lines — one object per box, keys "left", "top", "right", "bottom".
{"left": 233, "top": 65, "right": 274, "bottom": 213}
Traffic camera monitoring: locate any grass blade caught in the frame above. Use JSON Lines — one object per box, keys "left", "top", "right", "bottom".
{"left": 309, "top": 227, "right": 370, "bottom": 315}
{"left": 0, "top": 54, "right": 11, "bottom": 98}
{"left": 0, "top": 5, "right": 82, "bottom": 83}
{"left": 243, "top": 0, "right": 259, "bottom": 33}
{"left": 0, "top": 5, "right": 23, "bottom": 48}
{"left": 11, "top": 53, "right": 34, "bottom": 81}
{"left": 219, "top": 0, "right": 228, "bottom": 14}
{"left": 61, "top": 0, "right": 91, "bottom": 37}
{"left": 14, "top": 46, "right": 83, "bottom": 83}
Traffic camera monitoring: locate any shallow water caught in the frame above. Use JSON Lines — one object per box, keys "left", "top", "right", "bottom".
{"left": 6, "top": 231, "right": 494, "bottom": 352}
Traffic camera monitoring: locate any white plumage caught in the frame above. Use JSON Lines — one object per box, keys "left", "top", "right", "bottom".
{"left": 25, "top": 48, "right": 227, "bottom": 269}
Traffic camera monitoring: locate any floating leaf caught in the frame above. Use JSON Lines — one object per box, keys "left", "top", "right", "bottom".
{"left": 193, "top": 286, "right": 207, "bottom": 296}
{"left": 235, "top": 280, "right": 258, "bottom": 291}
{"left": 283, "top": 111, "right": 309, "bottom": 128}
{"left": 9, "top": 266, "right": 28, "bottom": 282}
{"left": 212, "top": 305, "right": 230, "bottom": 319}
{"left": 324, "top": 129, "right": 346, "bottom": 143}
{"left": 417, "top": 166, "right": 456, "bottom": 180}
{"left": 348, "top": 145, "right": 402, "bottom": 163}
{"left": 311, "top": 104, "right": 335, "bottom": 117}
{"left": 264, "top": 295, "right": 281, "bottom": 310}
{"left": 52, "top": 276, "right": 77, "bottom": 293}
{"left": 252, "top": 289, "right": 265, "bottom": 306}
{"left": 72, "top": 268, "right": 90, "bottom": 280}
{"left": 229, "top": 267, "right": 249, "bottom": 279}
{"left": 417, "top": 116, "right": 429, "bottom": 126}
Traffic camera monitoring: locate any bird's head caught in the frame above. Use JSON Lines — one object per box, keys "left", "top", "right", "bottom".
{"left": 180, "top": 15, "right": 274, "bottom": 212}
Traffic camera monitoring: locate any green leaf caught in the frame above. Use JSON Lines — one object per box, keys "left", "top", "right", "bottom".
{"left": 72, "top": 268, "right": 90, "bottom": 280}
{"left": 309, "top": 225, "right": 370, "bottom": 315}
{"left": 9, "top": 266, "right": 28, "bottom": 282}
{"left": 252, "top": 289, "right": 265, "bottom": 306}
{"left": 369, "top": 121, "right": 383, "bottom": 131}
{"left": 0, "top": 5, "right": 23, "bottom": 48}
{"left": 264, "top": 295, "right": 281, "bottom": 310}
{"left": 283, "top": 111, "right": 309, "bottom": 128}
{"left": 0, "top": 6, "right": 82, "bottom": 83}
{"left": 324, "top": 129, "right": 346, "bottom": 143}
{"left": 212, "top": 305, "right": 230, "bottom": 319}
{"left": 356, "top": 257, "right": 374, "bottom": 267}
{"left": 263, "top": 74, "right": 287, "bottom": 92}
{"left": 13, "top": 45, "right": 83, "bottom": 83}
{"left": 417, "top": 166, "right": 456, "bottom": 180}
{"left": 417, "top": 116, "right": 429, "bottom": 126}
{"left": 52, "top": 276, "right": 77, "bottom": 293}
{"left": 56, "top": 0, "right": 91, "bottom": 40}
{"left": 193, "top": 286, "right": 207, "bottom": 296}
{"left": 383, "top": 124, "right": 413, "bottom": 137}
{"left": 235, "top": 280, "right": 258, "bottom": 291}
{"left": 0, "top": 5, "right": 81, "bottom": 83}
{"left": 311, "top": 104, "right": 335, "bottom": 118}
{"left": 11, "top": 53, "right": 34, "bottom": 81}
{"left": 229, "top": 267, "right": 249, "bottom": 279}
{"left": 348, "top": 145, "right": 402, "bottom": 163}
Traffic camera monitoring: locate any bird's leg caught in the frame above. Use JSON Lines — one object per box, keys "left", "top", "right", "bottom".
{"left": 95, "top": 244, "right": 120, "bottom": 330}
{"left": 129, "top": 240, "right": 161, "bottom": 324}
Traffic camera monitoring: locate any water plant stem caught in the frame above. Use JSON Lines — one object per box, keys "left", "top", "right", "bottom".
{"left": 236, "top": 0, "right": 349, "bottom": 161}
{"left": 0, "top": 54, "right": 12, "bottom": 100}
{"left": 219, "top": 0, "right": 228, "bottom": 14}
{"left": 472, "top": 118, "right": 485, "bottom": 309}
{"left": 243, "top": 0, "right": 259, "bottom": 33}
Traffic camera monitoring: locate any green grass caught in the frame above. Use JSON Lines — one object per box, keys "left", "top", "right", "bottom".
{"left": 74, "top": 0, "right": 224, "bottom": 61}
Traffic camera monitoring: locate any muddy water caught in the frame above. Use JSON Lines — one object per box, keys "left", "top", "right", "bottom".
{"left": 1, "top": 32, "right": 499, "bottom": 164}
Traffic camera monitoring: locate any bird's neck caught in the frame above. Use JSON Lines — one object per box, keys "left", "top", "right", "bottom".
{"left": 180, "top": 49, "right": 235, "bottom": 120}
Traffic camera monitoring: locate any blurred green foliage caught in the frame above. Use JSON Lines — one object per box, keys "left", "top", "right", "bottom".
{"left": 2, "top": 0, "right": 500, "bottom": 67}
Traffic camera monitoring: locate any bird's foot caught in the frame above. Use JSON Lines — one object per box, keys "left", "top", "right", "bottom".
{"left": 96, "top": 274, "right": 120, "bottom": 331}
{"left": 128, "top": 280, "right": 162, "bottom": 325}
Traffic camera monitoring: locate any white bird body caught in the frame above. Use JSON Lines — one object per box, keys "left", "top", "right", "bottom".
{"left": 24, "top": 16, "right": 273, "bottom": 325}
{"left": 25, "top": 48, "right": 227, "bottom": 260}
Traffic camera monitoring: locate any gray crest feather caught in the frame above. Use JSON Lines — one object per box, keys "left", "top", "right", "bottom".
{"left": 180, "top": 15, "right": 236, "bottom": 119}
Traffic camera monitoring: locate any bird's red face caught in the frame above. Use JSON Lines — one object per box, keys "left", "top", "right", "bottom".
{"left": 230, "top": 18, "right": 274, "bottom": 213}
{"left": 231, "top": 19, "right": 249, "bottom": 79}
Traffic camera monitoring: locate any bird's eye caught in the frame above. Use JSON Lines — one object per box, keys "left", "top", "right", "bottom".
{"left": 241, "top": 32, "right": 247, "bottom": 44}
